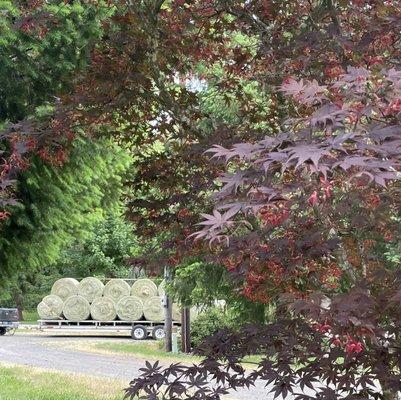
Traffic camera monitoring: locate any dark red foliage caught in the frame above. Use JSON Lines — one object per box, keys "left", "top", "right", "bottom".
{"left": 3, "top": 1, "right": 401, "bottom": 397}
{"left": 127, "top": 272, "right": 401, "bottom": 399}
{"left": 0, "top": 113, "right": 74, "bottom": 210}
{"left": 122, "top": 1, "right": 401, "bottom": 399}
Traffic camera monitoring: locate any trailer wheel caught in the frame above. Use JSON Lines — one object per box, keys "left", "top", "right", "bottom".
{"left": 152, "top": 326, "right": 165, "bottom": 340}
{"left": 0, "top": 327, "right": 6, "bottom": 336}
{"left": 131, "top": 325, "right": 147, "bottom": 340}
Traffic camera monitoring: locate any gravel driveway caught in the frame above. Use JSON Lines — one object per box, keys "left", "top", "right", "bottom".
{"left": 0, "top": 333, "right": 293, "bottom": 399}
{"left": 0, "top": 334, "right": 148, "bottom": 380}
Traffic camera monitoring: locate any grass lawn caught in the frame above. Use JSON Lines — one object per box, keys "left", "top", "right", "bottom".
{"left": 93, "top": 340, "right": 202, "bottom": 362}
{"left": 93, "top": 341, "right": 261, "bottom": 365}
{"left": 20, "top": 310, "right": 39, "bottom": 324}
{"left": 0, "top": 363, "right": 125, "bottom": 400}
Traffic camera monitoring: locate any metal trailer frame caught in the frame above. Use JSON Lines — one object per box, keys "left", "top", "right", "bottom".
{"left": 38, "top": 319, "right": 181, "bottom": 340}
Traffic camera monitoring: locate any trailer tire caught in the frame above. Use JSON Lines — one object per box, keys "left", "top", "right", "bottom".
{"left": 152, "top": 325, "right": 165, "bottom": 340}
{"left": 131, "top": 325, "right": 147, "bottom": 340}
{"left": 0, "top": 327, "right": 6, "bottom": 336}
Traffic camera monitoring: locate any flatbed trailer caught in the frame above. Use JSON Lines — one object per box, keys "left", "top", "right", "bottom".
{"left": 38, "top": 319, "right": 181, "bottom": 340}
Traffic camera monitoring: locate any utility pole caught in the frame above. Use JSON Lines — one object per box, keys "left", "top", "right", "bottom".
{"left": 163, "top": 265, "right": 173, "bottom": 352}
{"left": 181, "top": 307, "right": 191, "bottom": 353}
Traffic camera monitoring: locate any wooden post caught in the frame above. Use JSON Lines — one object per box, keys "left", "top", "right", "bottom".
{"left": 164, "top": 265, "right": 173, "bottom": 352}
{"left": 181, "top": 307, "right": 191, "bottom": 353}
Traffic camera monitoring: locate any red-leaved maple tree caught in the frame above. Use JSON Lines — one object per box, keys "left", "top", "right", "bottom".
{"left": 123, "top": 1, "right": 401, "bottom": 399}
{"left": 3, "top": 1, "right": 401, "bottom": 398}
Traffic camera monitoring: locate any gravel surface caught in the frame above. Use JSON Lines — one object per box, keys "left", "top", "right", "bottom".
{"left": 0, "top": 334, "right": 146, "bottom": 380}
{"left": 0, "top": 333, "right": 293, "bottom": 399}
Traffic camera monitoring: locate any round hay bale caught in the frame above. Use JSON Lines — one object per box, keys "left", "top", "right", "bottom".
{"left": 172, "top": 303, "right": 181, "bottom": 321}
{"left": 158, "top": 280, "right": 166, "bottom": 297}
{"left": 116, "top": 296, "right": 143, "bottom": 321}
{"left": 131, "top": 279, "right": 158, "bottom": 301}
{"left": 143, "top": 296, "right": 164, "bottom": 322}
{"left": 103, "top": 279, "right": 130, "bottom": 302}
{"left": 90, "top": 297, "right": 116, "bottom": 321}
{"left": 62, "top": 295, "right": 90, "bottom": 322}
{"left": 51, "top": 278, "right": 79, "bottom": 301}
{"left": 78, "top": 277, "right": 104, "bottom": 303}
{"left": 37, "top": 295, "right": 63, "bottom": 320}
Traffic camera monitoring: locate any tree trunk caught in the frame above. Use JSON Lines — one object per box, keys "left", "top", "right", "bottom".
{"left": 14, "top": 293, "right": 23, "bottom": 321}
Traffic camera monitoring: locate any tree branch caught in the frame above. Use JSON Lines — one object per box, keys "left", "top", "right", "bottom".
{"left": 153, "top": 0, "right": 166, "bottom": 16}
{"left": 325, "top": 0, "right": 341, "bottom": 35}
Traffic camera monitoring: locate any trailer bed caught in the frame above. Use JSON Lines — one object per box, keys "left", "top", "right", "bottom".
{"left": 39, "top": 319, "right": 166, "bottom": 328}
{"left": 38, "top": 320, "right": 180, "bottom": 340}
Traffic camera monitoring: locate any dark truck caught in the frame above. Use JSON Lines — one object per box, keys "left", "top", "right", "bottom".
{"left": 0, "top": 308, "right": 19, "bottom": 335}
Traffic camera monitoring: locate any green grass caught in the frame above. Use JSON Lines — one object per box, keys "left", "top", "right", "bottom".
{"left": 0, "top": 364, "right": 125, "bottom": 400}
{"left": 20, "top": 310, "right": 39, "bottom": 324}
{"left": 94, "top": 341, "right": 203, "bottom": 362}
{"left": 93, "top": 341, "right": 261, "bottom": 366}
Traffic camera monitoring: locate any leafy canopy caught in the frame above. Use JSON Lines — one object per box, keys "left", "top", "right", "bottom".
{"left": 0, "top": 137, "right": 131, "bottom": 278}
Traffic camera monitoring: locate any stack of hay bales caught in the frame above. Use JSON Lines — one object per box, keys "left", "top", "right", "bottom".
{"left": 37, "top": 277, "right": 181, "bottom": 322}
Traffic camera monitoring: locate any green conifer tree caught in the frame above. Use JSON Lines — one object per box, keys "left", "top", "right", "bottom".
{"left": 0, "top": 0, "right": 111, "bottom": 121}
{"left": 0, "top": 137, "right": 131, "bottom": 278}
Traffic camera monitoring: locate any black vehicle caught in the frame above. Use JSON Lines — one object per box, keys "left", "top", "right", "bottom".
{"left": 0, "top": 308, "right": 19, "bottom": 335}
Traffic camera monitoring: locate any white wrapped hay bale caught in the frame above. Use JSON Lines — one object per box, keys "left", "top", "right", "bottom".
{"left": 62, "top": 295, "right": 90, "bottom": 322}
{"left": 143, "top": 296, "right": 164, "bottom": 322}
{"left": 78, "top": 277, "right": 104, "bottom": 303}
{"left": 131, "top": 279, "right": 158, "bottom": 301}
{"left": 103, "top": 279, "right": 130, "bottom": 302}
{"left": 90, "top": 297, "right": 116, "bottom": 321}
{"left": 157, "top": 280, "right": 166, "bottom": 297}
{"left": 51, "top": 278, "right": 79, "bottom": 301}
{"left": 37, "top": 295, "right": 63, "bottom": 320}
{"left": 116, "top": 295, "right": 143, "bottom": 321}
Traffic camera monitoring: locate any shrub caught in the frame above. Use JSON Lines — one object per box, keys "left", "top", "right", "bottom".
{"left": 190, "top": 307, "right": 232, "bottom": 349}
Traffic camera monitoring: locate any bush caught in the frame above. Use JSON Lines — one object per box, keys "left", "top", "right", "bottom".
{"left": 190, "top": 307, "right": 232, "bottom": 349}
{"left": 21, "top": 310, "right": 39, "bottom": 323}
